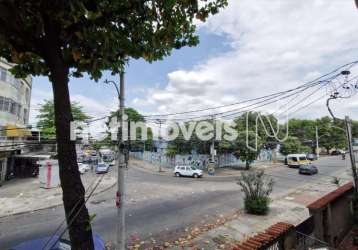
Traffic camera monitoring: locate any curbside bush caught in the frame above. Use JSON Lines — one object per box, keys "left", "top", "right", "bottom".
{"left": 244, "top": 196, "right": 271, "bottom": 215}
{"left": 237, "top": 170, "right": 274, "bottom": 215}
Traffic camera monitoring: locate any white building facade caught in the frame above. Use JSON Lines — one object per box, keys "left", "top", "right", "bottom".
{"left": 0, "top": 59, "right": 32, "bottom": 185}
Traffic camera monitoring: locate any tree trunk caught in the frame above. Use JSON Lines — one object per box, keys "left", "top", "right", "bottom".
{"left": 51, "top": 65, "right": 94, "bottom": 250}
{"left": 43, "top": 33, "right": 94, "bottom": 249}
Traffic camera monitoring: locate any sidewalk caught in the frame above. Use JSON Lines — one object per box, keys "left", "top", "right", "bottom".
{"left": 0, "top": 170, "right": 116, "bottom": 218}
{"left": 166, "top": 199, "right": 310, "bottom": 250}
{"left": 130, "top": 158, "right": 281, "bottom": 178}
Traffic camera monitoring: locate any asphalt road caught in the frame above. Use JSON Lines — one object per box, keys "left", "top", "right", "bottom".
{"left": 0, "top": 156, "right": 350, "bottom": 249}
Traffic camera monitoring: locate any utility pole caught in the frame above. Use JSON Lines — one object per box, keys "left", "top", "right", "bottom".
{"left": 157, "top": 119, "right": 162, "bottom": 172}
{"left": 116, "top": 71, "right": 126, "bottom": 250}
{"left": 315, "top": 126, "right": 319, "bottom": 159}
{"left": 345, "top": 116, "right": 358, "bottom": 193}
{"left": 210, "top": 116, "right": 216, "bottom": 163}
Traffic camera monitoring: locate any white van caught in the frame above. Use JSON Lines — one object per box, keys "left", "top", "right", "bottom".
{"left": 286, "top": 154, "right": 310, "bottom": 168}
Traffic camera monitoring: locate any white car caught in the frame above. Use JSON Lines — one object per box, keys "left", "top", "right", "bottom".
{"left": 95, "top": 163, "right": 109, "bottom": 174}
{"left": 174, "top": 165, "right": 203, "bottom": 178}
{"left": 78, "top": 163, "right": 90, "bottom": 174}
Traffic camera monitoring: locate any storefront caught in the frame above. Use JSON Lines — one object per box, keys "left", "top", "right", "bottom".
{"left": 12, "top": 153, "right": 53, "bottom": 178}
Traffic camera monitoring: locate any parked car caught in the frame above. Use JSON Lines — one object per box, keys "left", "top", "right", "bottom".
{"left": 306, "top": 153, "right": 317, "bottom": 161}
{"left": 331, "top": 150, "right": 345, "bottom": 155}
{"left": 299, "top": 164, "right": 318, "bottom": 175}
{"left": 174, "top": 165, "right": 203, "bottom": 178}
{"left": 95, "top": 163, "right": 109, "bottom": 174}
{"left": 78, "top": 163, "right": 90, "bottom": 174}
{"left": 286, "top": 154, "right": 311, "bottom": 168}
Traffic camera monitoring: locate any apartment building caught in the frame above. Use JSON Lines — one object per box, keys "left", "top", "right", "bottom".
{"left": 0, "top": 59, "right": 32, "bottom": 185}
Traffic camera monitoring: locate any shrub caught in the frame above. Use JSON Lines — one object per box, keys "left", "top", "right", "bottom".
{"left": 237, "top": 170, "right": 274, "bottom": 215}
{"left": 244, "top": 196, "right": 270, "bottom": 215}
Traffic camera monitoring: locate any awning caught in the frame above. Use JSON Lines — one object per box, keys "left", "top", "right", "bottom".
{"left": 5, "top": 125, "right": 32, "bottom": 137}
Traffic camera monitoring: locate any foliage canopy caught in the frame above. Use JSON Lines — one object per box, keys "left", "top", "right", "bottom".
{"left": 0, "top": 0, "right": 228, "bottom": 79}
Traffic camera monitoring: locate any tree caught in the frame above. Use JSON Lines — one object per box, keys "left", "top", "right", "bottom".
{"left": 286, "top": 119, "right": 316, "bottom": 151}
{"left": 287, "top": 119, "right": 316, "bottom": 141}
{"left": 233, "top": 131, "right": 262, "bottom": 170}
{"left": 166, "top": 121, "right": 213, "bottom": 155}
{"left": 37, "top": 100, "right": 90, "bottom": 138}
{"left": 237, "top": 170, "right": 274, "bottom": 215}
{"left": 279, "top": 136, "right": 305, "bottom": 155}
{"left": 0, "top": 1, "right": 227, "bottom": 248}
{"left": 234, "top": 112, "right": 281, "bottom": 151}
{"left": 316, "top": 116, "right": 346, "bottom": 153}
{"left": 106, "top": 107, "right": 153, "bottom": 151}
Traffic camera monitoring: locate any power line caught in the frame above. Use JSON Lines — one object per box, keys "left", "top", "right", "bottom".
{"left": 147, "top": 82, "right": 320, "bottom": 123}
{"left": 289, "top": 77, "right": 357, "bottom": 116}
{"left": 45, "top": 174, "right": 106, "bottom": 250}
{"left": 143, "top": 60, "right": 358, "bottom": 118}
{"left": 79, "top": 60, "right": 358, "bottom": 126}
{"left": 216, "top": 83, "right": 322, "bottom": 120}
{"left": 272, "top": 81, "right": 329, "bottom": 118}
{"left": 41, "top": 175, "right": 103, "bottom": 250}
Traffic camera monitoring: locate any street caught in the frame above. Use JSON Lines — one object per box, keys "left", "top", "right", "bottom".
{"left": 0, "top": 156, "right": 351, "bottom": 249}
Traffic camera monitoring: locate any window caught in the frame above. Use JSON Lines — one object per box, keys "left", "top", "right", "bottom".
{"left": 180, "top": 167, "right": 185, "bottom": 170}
{"left": 288, "top": 157, "right": 298, "bottom": 162}
{"left": 10, "top": 101, "right": 16, "bottom": 114}
{"left": 17, "top": 104, "right": 22, "bottom": 118}
{"left": 0, "top": 67, "right": 6, "bottom": 82}
{"left": 14, "top": 78, "right": 21, "bottom": 89}
{"left": 299, "top": 156, "right": 307, "bottom": 161}
{"left": 3, "top": 98, "right": 10, "bottom": 112}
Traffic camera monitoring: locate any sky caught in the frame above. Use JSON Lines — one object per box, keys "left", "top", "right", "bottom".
{"left": 30, "top": 0, "right": 358, "bottom": 137}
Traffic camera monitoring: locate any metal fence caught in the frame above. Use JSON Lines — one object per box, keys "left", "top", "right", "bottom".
{"left": 294, "top": 216, "right": 331, "bottom": 250}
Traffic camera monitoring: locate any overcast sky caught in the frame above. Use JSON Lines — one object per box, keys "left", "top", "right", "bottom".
{"left": 30, "top": 0, "right": 358, "bottom": 136}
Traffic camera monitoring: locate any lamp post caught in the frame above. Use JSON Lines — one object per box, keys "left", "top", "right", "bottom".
{"left": 105, "top": 73, "right": 126, "bottom": 250}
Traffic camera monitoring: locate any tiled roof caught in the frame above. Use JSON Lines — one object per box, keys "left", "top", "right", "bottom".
{"left": 232, "top": 222, "right": 294, "bottom": 250}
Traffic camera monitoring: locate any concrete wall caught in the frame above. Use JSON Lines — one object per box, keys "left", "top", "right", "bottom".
{"left": 330, "top": 195, "right": 353, "bottom": 245}
{"left": 130, "top": 149, "right": 279, "bottom": 168}
{"left": 308, "top": 182, "right": 354, "bottom": 248}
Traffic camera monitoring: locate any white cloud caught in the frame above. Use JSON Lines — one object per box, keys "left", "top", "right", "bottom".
{"left": 134, "top": 0, "right": 358, "bottom": 120}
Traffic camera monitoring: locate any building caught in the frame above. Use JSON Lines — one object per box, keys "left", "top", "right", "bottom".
{"left": 0, "top": 59, "right": 32, "bottom": 185}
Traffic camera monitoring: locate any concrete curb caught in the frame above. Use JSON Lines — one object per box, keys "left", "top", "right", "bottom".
{"left": 0, "top": 178, "right": 117, "bottom": 219}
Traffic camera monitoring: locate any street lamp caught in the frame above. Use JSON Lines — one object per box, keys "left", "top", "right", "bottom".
{"left": 104, "top": 79, "right": 120, "bottom": 99}
{"left": 104, "top": 72, "right": 126, "bottom": 250}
